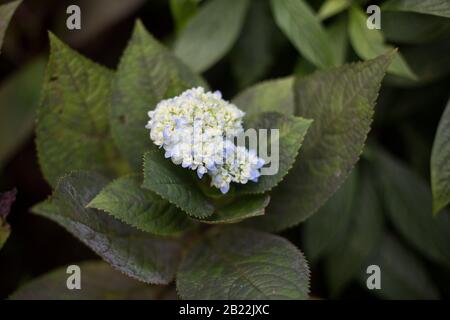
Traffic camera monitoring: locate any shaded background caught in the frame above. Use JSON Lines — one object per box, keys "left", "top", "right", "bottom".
{"left": 0, "top": 0, "right": 449, "bottom": 299}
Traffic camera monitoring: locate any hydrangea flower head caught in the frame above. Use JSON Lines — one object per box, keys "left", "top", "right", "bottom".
{"left": 145, "top": 87, "right": 265, "bottom": 194}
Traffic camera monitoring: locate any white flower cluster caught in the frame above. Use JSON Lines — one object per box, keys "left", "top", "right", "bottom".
{"left": 145, "top": 87, "right": 265, "bottom": 194}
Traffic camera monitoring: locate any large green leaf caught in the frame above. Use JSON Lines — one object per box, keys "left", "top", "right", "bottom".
{"left": 348, "top": 6, "right": 417, "bottom": 80}
{"left": 0, "top": 59, "right": 45, "bottom": 170}
{"left": 361, "top": 234, "right": 439, "bottom": 299}
{"left": 36, "top": 34, "right": 121, "bottom": 187}
{"left": 431, "top": 99, "right": 450, "bottom": 215}
{"left": 32, "top": 171, "right": 182, "bottom": 284}
{"left": 87, "top": 175, "right": 193, "bottom": 236}
{"left": 270, "top": 0, "right": 335, "bottom": 69}
{"left": 174, "top": 0, "right": 250, "bottom": 72}
{"left": 10, "top": 261, "right": 177, "bottom": 300}
{"left": 142, "top": 149, "right": 214, "bottom": 218}
{"left": 111, "top": 20, "right": 205, "bottom": 169}
{"left": 303, "top": 169, "right": 359, "bottom": 264}
{"left": 232, "top": 77, "right": 294, "bottom": 117}
{"left": 247, "top": 54, "right": 392, "bottom": 232}
{"left": 177, "top": 228, "right": 310, "bottom": 299}
{"left": 238, "top": 112, "right": 312, "bottom": 194}
{"left": 323, "top": 170, "right": 384, "bottom": 297}
{"left": 373, "top": 149, "right": 450, "bottom": 267}
{"left": 383, "top": 0, "right": 450, "bottom": 18}
{"left": 0, "top": 0, "right": 21, "bottom": 54}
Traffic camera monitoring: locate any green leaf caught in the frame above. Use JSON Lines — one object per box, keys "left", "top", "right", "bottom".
{"left": 318, "top": 0, "right": 352, "bottom": 20}
{"left": 230, "top": 0, "right": 283, "bottom": 88}
{"left": 36, "top": 34, "right": 121, "bottom": 187}
{"left": 197, "top": 194, "right": 269, "bottom": 224}
{"left": 323, "top": 170, "right": 383, "bottom": 297}
{"left": 87, "top": 175, "right": 194, "bottom": 236}
{"left": 10, "top": 261, "right": 177, "bottom": 300}
{"left": 174, "top": 0, "right": 251, "bottom": 72}
{"left": 247, "top": 53, "right": 392, "bottom": 232}
{"left": 142, "top": 149, "right": 214, "bottom": 218}
{"left": 348, "top": 6, "right": 417, "bottom": 80}
{"left": 32, "top": 171, "right": 182, "bottom": 284}
{"left": 177, "top": 228, "right": 310, "bottom": 299}
{"left": 238, "top": 112, "right": 312, "bottom": 194}
{"left": 327, "top": 16, "right": 349, "bottom": 65}
{"left": 361, "top": 234, "right": 439, "bottom": 299}
{"left": 170, "top": 0, "right": 199, "bottom": 32}
{"left": 0, "top": 0, "right": 21, "bottom": 54}
{"left": 383, "top": 0, "right": 450, "bottom": 18}
{"left": 111, "top": 20, "right": 205, "bottom": 169}
{"left": 232, "top": 77, "right": 294, "bottom": 118}
{"left": 270, "top": 0, "right": 335, "bottom": 69}
{"left": 31, "top": 197, "right": 58, "bottom": 216}
{"left": 431, "top": 99, "right": 450, "bottom": 215}
{"left": 303, "top": 169, "right": 359, "bottom": 264}
{"left": 383, "top": 12, "right": 450, "bottom": 44}
{"left": 0, "top": 59, "right": 45, "bottom": 170}
{"left": 372, "top": 149, "right": 450, "bottom": 267}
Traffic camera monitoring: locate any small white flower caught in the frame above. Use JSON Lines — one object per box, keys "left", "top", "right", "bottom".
{"left": 145, "top": 87, "right": 265, "bottom": 194}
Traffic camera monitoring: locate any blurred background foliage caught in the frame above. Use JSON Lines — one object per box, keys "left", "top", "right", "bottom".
{"left": 0, "top": 0, "right": 449, "bottom": 299}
